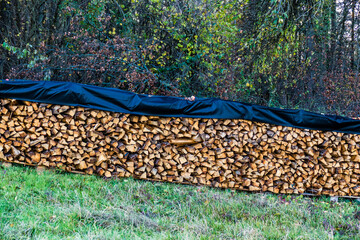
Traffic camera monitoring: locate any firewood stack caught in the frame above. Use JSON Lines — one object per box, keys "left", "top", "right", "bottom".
{"left": 1, "top": 98, "right": 360, "bottom": 196}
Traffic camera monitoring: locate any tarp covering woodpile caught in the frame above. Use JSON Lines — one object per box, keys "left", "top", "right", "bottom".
{"left": 1, "top": 80, "right": 360, "bottom": 134}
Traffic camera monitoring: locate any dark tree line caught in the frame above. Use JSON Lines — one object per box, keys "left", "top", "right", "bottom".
{"left": 1, "top": 0, "right": 360, "bottom": 116}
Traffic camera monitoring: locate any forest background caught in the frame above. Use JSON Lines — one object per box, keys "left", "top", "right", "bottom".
{"left": 1, "top": 0, "right": 359, "bottom": 117}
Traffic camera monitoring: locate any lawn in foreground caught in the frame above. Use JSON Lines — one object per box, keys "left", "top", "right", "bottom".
{"left": 0, "top": 164, "right": 359, "bottom": 240}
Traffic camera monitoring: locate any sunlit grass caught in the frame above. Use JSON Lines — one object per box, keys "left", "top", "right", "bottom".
{"left": 0, "top": 164, "right": 359, "bottom": 239}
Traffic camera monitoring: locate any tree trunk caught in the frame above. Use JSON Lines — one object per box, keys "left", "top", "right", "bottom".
{"left": 329, "top": 0, "right": 337, "bottom": 72}
{"left": 351, "top": 0, "right": 356, "bottom": 69}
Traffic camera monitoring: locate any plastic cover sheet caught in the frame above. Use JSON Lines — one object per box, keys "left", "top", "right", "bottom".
{"left": 1, "top": 80, "right": 360, "bottom": 134}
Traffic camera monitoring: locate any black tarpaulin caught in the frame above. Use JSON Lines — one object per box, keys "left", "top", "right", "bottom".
{"left": 1, "top": 80, "right": 360, "bottom": 134}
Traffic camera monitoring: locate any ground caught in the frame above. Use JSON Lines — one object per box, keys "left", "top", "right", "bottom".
{"left": 0, "top": 164, "right": 359, "bottom": 240}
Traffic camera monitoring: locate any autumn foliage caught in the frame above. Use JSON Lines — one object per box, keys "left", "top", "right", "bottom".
{"left": 1, "top": 0, "right": 360, "bottom": 117}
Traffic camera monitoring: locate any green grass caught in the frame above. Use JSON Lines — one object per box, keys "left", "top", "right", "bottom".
{"left": 0, "top": 165, "right": 359, "bottom": 240}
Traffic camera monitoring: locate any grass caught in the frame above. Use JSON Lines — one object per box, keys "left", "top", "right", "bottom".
{"left": 0, "top": 165, "right": 359, "bottom": 240}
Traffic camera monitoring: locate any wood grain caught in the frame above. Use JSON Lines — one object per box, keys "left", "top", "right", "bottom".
{"left": 1, "top": 98, "right": 359, "bottom": 196}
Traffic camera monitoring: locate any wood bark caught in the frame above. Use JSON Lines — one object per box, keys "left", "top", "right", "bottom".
{"left": 1, "top": 98, "right": 360, "bottom": 196}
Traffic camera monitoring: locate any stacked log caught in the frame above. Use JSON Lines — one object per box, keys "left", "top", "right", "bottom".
{"left": 0, "top": 98, "right": 360, "bottom": 196}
